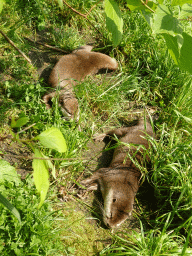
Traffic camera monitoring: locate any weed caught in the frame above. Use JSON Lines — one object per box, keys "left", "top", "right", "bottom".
{"left": 0, "top": 0, "right": 192, "bottom": 254}
{"left": 0, "top": 174, "right": 66, "bottom": 255}
{"left": 100, "top": 220, "right": 192, "bottom": 256}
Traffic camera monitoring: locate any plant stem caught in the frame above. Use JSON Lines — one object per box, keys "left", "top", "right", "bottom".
{"left": 140, "top": 0, "right": 155, "bottom": 13}
{"left": 0, "top": 29, "right": 32, "bottom": 64}
{"left": 25, "top": 37, "right": 68, "bottom": 53}
{"left": 62, "top": 0, "right": 105, "bottom": 38}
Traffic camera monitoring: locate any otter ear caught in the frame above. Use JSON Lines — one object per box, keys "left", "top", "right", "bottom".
{"left": 81, "top": 168, "right": 109, "bottom": 190}
{"left": 81, "top": 181, "right": 98, "bottom": 191}
{"left": 81, "top": 177, "right": 98, "bottom": 191}
{"left": 81, "top": 170, "right": 100, "bottom": 189}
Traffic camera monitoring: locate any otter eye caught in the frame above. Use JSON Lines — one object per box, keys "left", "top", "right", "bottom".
{"left": 113, "top": 198, "right": 116, "bottom": 203}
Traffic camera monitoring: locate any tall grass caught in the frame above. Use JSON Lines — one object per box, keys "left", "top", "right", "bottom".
{"left": 0, "top": 175, "right": 67, "bottom": 255}
{"left": 1, "top": 0, "right": 192, "bottom": 255}
{"left": 150, "top": 79, "right": 192, "bottom": 231}
{"left": 100, "top": 219, "right": 192, "bottom": 255}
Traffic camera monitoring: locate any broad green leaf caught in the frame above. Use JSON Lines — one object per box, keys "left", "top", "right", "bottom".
{"left": 56, "top": 0, "right": 63, "bottom": 10}
{"left": 0, "top": 0, "right": 4, "bottom": 14}
{"left": 37, "top": 151, "right": 56, "bottom": 178}
{"left": 36, "top": 127, "right": 67, "bottom": 153}
{"left": 146, "top": 1, "right": 158, "bottom": 12}
{"left": 105, "top": 0, "right": 123, "bottom": 46}
{"left": 11, "top": 117, "right": 16, "bottom": 128}
{"left": 172, "top": 0, "right": 192, "bottom": 6}
{"left": 47, "top": 159, "right": 56, "bottom": 179}
{"left": 142, "top": 10, "right": 153, "bottom": 26}
{"left": 127, "top": 0, "right": 157, "bottom": 12}
{"left": 32, "top": 149, "right": 49, "bottom": 208}
{"left": 41, "top": 152, "right": 56, "bottom": 179}
{"left": 162, "top": 33, "right": 179, "bottom": 65}
{"left": 0, "top": 193, "right": 21, "bottom": 223}
{"left": 152, "top": 4, "right": 183, "bottom": 36}
{"left": 179, "top": 3, "right": 192, "bottom": 19}
{"left": 0, "top": 160, "right": 21, "bottom": 186}
{"left": 40, "top": 151, "right": 56, "bottom": 179}
{"left": 178, "top": 32, "right": 192, "bottom": 74}
{"left": 11, "top": 116, "right": 29, "bottom": 128}
{"left": 126, "top": 0, "right": 144, "bottom": 11}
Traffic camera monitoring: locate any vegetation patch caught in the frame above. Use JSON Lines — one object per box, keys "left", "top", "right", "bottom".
{"left": 0, "top": 0, "right": 192, "bottom": 255}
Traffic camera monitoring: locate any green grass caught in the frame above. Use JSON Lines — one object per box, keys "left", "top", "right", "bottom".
{"left": 100, "top": 219, "right": 192, "bottom": 256}
{"left": 0, "top": 174, "right": 66, "bottom": 255}
{"left": 0, "top": 0, "right": 192, "bottom": 255}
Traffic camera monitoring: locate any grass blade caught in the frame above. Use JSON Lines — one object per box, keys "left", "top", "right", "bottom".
{"left": 0, "top": 193, "right": 21, "bottom": 223}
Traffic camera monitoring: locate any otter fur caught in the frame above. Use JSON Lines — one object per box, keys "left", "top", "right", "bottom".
{"left": 81, "top": 117, "right": 156, "bottom": 228}
{"left": 43, "top": 45, "right": 118, "bottom": 120}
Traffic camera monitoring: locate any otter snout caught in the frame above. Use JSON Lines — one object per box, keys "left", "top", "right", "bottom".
{"left": 104, "top": 212, "right": 132, "bottom": 228}
{"left": 102, "top": 184, "right": 135, "bottom": 228}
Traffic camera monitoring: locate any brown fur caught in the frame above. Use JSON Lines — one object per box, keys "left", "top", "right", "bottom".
{"left": 43, "top": 45, "right": 118, "bottom": 120}
{"left": 81, "top": 118, "right": 156, "bottom": 228}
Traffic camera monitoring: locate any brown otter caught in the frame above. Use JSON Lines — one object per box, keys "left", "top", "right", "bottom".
{"left": 43, "top": 45, "right": 118, "bottom": 120}
{"left": 81, "top": 117, "right": 156, "bottom": 228}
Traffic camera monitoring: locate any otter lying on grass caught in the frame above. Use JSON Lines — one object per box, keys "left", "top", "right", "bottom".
{"left": 81, "top": 117, "right": 156, "bottom": 228}
{"left": 43, "top": 45, "right": 118, "bottom": 120}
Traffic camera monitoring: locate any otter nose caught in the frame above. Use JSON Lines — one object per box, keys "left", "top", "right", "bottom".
{"left": 104, "top": 212, "right": 113, "bottom": 227}
{"left": 105, "top": 212, "right": 113, "bottom": 219}
{"left": 104, "top": 219, "right": 112, "bottom": 228}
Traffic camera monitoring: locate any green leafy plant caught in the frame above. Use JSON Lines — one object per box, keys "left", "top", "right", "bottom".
{"left": 0, "top": 0, "right": 4, "bottom": 13}
{"left": 104, "top": 0, "right": 123, "bottom": 46}
{"left": 0, "top": 160, "right": 21, "bottom": 222}
{"left": 0, "top": 120, "right": 67, "bottom": 220}
{"left": 1, "top": 0, "right": 192, "bottom": 253}
{"left": 11, "top": 118, "right": 67, "bottom": 208}
{"left": 100, "top": 219, "right": 192, "bottom": 255}
{"left": 54, "top": 0, "right": 192, "bottom": 74}
{"left": 103, "top": 0, "right": 192, "bottom": 74}
{"left": 0, "top": 175, "right": 66, "bottom": 255}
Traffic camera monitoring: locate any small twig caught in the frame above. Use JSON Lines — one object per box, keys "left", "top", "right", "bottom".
{"left": 86, "top": 0, "right": 103, "bottom": 17}
{"left": 69, "top": 170, "right": 85, "bottom": 190}
{"left": 63, "top": 0, "right": 86, "bottom": 18}
{"left": 17, "top": 123, "right": 36, "bottom": 134}
{"left": 0, "top": 29, "right": 32, "bottom": 64}
{"left": 63, "top": 0, "right": 102, "bottom": 19}
{"left": 25, "top": 37, "right": 68, "bottom": 54}
{"left": 179, "top": 18, "right": 192, "bottom": 21}
{"left": 1, "top": 153, "right": 89, "bottom": 161}
{"left": 62, "top": 0, "right": 105, "bottom": 38}
{"left": 140, "top": 0, "right": 155, "bottom": 13}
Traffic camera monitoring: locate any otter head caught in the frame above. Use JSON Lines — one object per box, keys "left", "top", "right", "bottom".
{"left": 43, "top": 91, "right": 79, "bottom": 121}
{"left": 59, "top": 93, "right": 79, "bottom": 121}
{"left": 99, "top": 172, "right": 138, "bottom": 228}
{"left": 81, "top": 168, "right": 140, "bottom": 228}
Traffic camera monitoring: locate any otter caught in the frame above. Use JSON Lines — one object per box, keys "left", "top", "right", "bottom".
{"left": 81, "top": 117, "right": 156, "bottom": 228}
{"left": 43, "top": 45, "right": 118, "bottom": 120}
